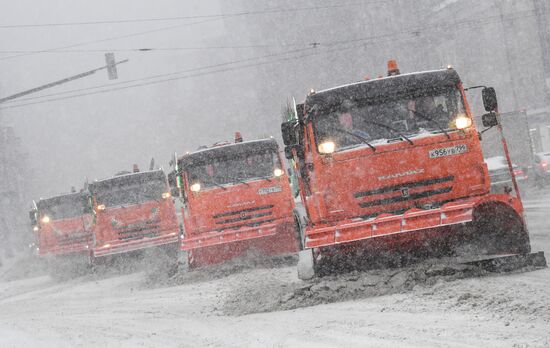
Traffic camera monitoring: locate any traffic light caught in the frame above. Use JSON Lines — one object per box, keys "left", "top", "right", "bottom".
{"left": 105, "top": 53, "right": 118, "bottom": 80}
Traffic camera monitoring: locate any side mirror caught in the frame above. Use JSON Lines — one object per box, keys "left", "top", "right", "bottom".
{"left": 284, "top": 146, "right": 293, "bottom": 160}
{"left": 82, "top": 196, "right": 93, "bottom": 214}
{"left": 281, "top": 121, "right": 297, "bottom": 146}
{"left": 482, "top": 112, "right": 499, "bottom": 127}
{"left": 28, "top": 210, "right": 37, "bottom": 225}
{"left": 482, "top": 87, "right": 498, "bottom": 112}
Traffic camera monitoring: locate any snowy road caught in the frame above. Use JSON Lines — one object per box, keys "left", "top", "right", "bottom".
{"left": 1, "top": 191, "right": 549, "bottom": 348}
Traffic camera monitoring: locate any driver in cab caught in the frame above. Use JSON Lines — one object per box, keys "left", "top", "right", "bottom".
{"left": 335, "top": 100, "right": 370, "bottom": 149}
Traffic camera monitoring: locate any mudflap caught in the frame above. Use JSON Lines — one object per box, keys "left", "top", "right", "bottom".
{"left": 177, "top": 250, "right": 190, "bottom": 273}
{"left": 460, "top": 251, "right": 547, "bottom": 273}
{"left": 297, "top": 249, "right": 315, "bottom": 280}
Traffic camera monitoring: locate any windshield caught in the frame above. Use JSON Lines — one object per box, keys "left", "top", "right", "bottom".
{"left": 313, "top": 87, "right": 466, "bottom": 152}
{"left": 39, "top": 195, "right": 86, "bottom": 220}
{"left": 94, "top": 177, "right": 167, "bottom": 208}
{"left": 186, "top": 150, "right": 280, "bottom": 189}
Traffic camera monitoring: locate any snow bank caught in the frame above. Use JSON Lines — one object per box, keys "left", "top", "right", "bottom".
{"left": 222, "top": 259, "right": 546, "bottom": 316}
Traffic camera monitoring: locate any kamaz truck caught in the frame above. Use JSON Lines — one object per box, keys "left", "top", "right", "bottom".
{"left": 88, "top": 168, "right": 179, "bottom": 258}
{"left": 282, "top": 61, "right": 546, "bottom": 279}
{"left": 30, "top": 191, "right": 93, "bottom": 275}
{"left": 172, "top": 135, "right": 299, "bottom": 269}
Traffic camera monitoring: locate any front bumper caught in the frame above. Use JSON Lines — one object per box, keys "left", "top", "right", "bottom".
{"left": 38, "top": 244, "right": 90, "bottom": 257}
{"left": 93, "top": 232, "right": 179, "bottom": 257}
{"left": 305, "top": 197, "right": 481, "bottom": 249}
{"left": 181, "top": 216, "right": 294, "bottom": 251}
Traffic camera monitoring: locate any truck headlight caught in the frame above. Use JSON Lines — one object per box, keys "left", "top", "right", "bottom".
{"left": 97, "top": 204, "right": 106, "bottom": 211}
{"left": 41, "top": 215, "right": 50, "bottom": 223}
{"left": 455, "top": 114, "right": 472, "bottom": 129}
{"left": 273, "top": 168, "right": 284, "bottom": 177}
{"left": 190, "top": 183, "right": 201, "bottom": 192}
{"left": 162, "top": 192, "right": 171, "bottom": 199}
{"left": 33, "top": 226, "right": 39, "bottom": 232}
{"left": 318, "top": 141, "right": 335, "bottom": 154}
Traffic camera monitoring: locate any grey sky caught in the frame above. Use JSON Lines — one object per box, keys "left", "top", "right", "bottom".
{"left": 1, "top": 0, "right": 549, "bottom": 200}
{"left": 0, "top": 0, "right": 239, "bottom": 198}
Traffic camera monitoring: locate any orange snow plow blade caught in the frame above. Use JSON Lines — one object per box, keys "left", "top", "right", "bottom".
{"left": 181, "top": 222, "right": 279, "bottom": 250}
{"left": 305, "top": 198, "right": 476, "bottom": 249}
{"left": 93, "top": 233, "right": 179, "bottom": 257}
{"left": 181, "top": 217, "right": 298, "bottom": 268}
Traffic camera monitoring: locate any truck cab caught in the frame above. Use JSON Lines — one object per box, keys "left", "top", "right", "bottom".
{"left": 282, "top": 61, "right": 533, "bottom": 278}
{"left": 88, "top": 169, "right": 179, "bottom": 258}
{"left": 173, "top": 136, "right": 299, "bottom": 268}
{"left": 31, "top": 192, "right": 93, "bottom": 258}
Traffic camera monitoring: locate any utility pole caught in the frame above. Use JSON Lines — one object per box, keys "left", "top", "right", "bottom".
{"left": 0, "top": 54, "right": 128, "bottom": 104}
{"left": 533, "top": 0, "right": 550, "bottom": 92}
{"left": 495, "top": 0, "right": 520, "bottom": 112}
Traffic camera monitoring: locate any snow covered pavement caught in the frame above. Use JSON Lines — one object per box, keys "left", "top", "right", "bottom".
{"left": 0, "top": 191, "right": 549, "bottom": 347}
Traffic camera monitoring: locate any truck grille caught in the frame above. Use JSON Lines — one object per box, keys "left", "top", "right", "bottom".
{"left": 212, "top": 204, "right": 275, "bottom": 230}
{"left": 354, "top": 176, "right": 454, "bottom": 209}
{"left": 115, "top": 220, "right": 160, "bottom": 241}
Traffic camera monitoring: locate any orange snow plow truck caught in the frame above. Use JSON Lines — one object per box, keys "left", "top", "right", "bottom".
{"left": 282, "top": 61, "right": 546, "bottom": 279}
{"left": 172, "top": 135, "right": 300, "bottom": 269}
{"left": 89, "top": 168, "right": 179, "bottom": 258}
{"left": 30, "top": 192, "right": 93, "bottom": 266}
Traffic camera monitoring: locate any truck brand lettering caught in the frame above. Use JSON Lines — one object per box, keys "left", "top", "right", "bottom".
{"left": 378, "top": 169, "right": 425, "bottom": 181}
{"left": 258, "top": 186, "right": 282, "bottom": 195}
{"left": 228, "top": 200, "right": 255, "bottom": 208}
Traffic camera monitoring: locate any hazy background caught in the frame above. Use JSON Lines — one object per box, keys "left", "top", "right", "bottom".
{"left": 1, "top": 0, "right": 549, "bottom": 202}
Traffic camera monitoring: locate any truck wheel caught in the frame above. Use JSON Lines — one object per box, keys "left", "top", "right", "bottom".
{"left": 472, "top": 202, "right": 531, "bottom": 255}
{"left": 297, "top": 249, "right": 315, "bottom": 280}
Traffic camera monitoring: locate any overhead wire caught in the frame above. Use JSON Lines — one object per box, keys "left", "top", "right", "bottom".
{"left": 2, "top": 47, "right": 316, "bottom": 105}
{"left": 0, "top": 17, "right": 224, "bottom": 62}
{"left": 1, "top": 7, "right": 546, "bottom": 56}
{"left": 0, "top": 1, "right": 397, "bottom": 28}
{"left": 322, "top": 8, "right": 547, "bottom": 47}
{"left": 0, "top": 44, "right": 282, "bottom": 54}
{"left": 0, "top": 44, "right": 368, "bottom": 110}
{"left": 0, "top": 1, "right": 402, "bottom": 62}
{"left": 1, "top": 7, "right": 546, "bottom": 110}
{"left": 2, "top": 2, "right": 544, "bottom": 63}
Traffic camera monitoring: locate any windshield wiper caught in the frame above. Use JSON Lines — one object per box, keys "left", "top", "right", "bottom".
{"left": 225, "top": 176, "right": 250, "bottom": 187}
{"left": 201, "top": 177, "right": 228, "bottom": 190}
{"left": 364, "top": 120, "right": 414, "bottom": 145}
{"left": 409, "top": 110, "right": 451, "bottom": 139}
{"left": 332, "top": 126, "right": 376, "bottom": 151}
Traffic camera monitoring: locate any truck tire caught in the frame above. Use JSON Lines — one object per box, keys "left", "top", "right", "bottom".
{"left": 472, "top": 202, "right": 531, "bottom": 255}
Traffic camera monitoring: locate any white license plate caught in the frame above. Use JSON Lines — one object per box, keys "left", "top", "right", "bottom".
{"left": 258, "top": 186, "right": 282, "bottom": 195}
{"left": 429, "top": 144, "right": 468, "bottom": 158}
